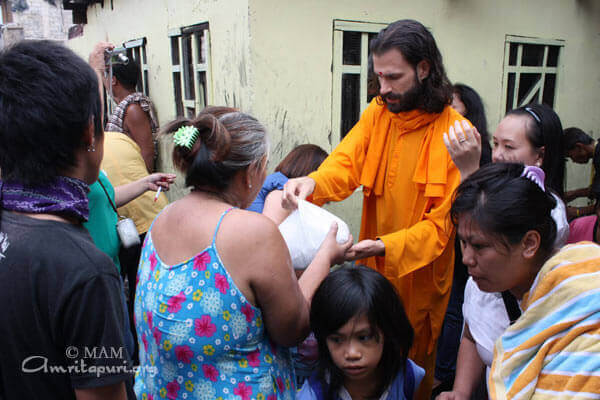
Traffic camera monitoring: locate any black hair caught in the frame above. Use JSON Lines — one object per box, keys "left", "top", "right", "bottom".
{"left": 310, "top": 265, "right": 414, "bottom": 400}
{"left": 0, "top": 40, "right": 102, "bottom": 185}
{"left": 168, "top": 106, "right": 268, "bottom": 191}
{"left": 563, "top": 127, "right": 593, "bottom": 152}
{"left": 451, "top": 162, "right": 557, "bottom": 258}
{"left": 506, "top": 103, "right": 565, "bottom": 197}
{"left": 453, "top": 84, "right": 489, "bottom": 143}
{"left": 112, "top": 58, "right": 140, "bottom": 91}
{"left": 369, "top": 19, "right": 453, "bottom": 113}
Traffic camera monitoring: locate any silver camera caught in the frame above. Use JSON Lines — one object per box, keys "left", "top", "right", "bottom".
{"left": 104, "top": 47, "right": 129, "bottom": 67}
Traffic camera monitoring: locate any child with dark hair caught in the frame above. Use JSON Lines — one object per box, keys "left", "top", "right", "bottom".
{"left": 247, "top": 143, "right": 328, "bottom": 224}
{"left": 298, "top": 265, "right": 424, "bottom": 400}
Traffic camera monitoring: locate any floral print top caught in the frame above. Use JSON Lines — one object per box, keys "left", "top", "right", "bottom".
{"left": 134, "top": 208, "right": 295, "bottom": 400}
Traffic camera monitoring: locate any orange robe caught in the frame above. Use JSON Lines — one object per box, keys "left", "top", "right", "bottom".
{"left": 309, "top": 100, "right": 465, "bottom": 398}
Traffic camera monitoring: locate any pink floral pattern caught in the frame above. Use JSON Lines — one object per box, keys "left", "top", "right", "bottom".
{"left": 175, "top": 345, "right": 193, "bottom": 363}
{"left": 166, "top": 381, "right": 180, "bottom": 400}
{"left": 234, "top": 382, "right": 252, "bottom": 400}
{"left": 241, "top": 303, "right": 255, "bottom": 322}
{"left": 276, "top": 377, "right": 284, "bottom": 392}
{"left": 147, "top": 311, "right": 153, "bottom": 330}
{"left": 167, "top": 291, "right": 185, "bottom": 313}
{"left": 152, "top": 326, "right": 161, "bottom": 344}
{"left": 141, "top": 333, "right": 148, "bottom": 352}
{"left": 202, "top": 364, "right": 219, "bottom": 382}
{"left": 247, "top": 350, "right": 260, "bottom": 367}
{"left": 193, "top": 251, "right": 210, "bottom": 271}
{"left": 194, "top": 315, "right": 216, "bottom": 337}
{"left": 214, "top": 273, "right": 229, "bottom": 294}
{"left": 134, "top": 208, "right": 295, "bottom": 400}
{"left": 149, "top": 252, "right": 157, "bottom": 271}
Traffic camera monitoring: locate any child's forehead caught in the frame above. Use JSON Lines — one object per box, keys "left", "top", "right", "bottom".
{"left": 334, "top": 314, "right": 374, "bottom": 334}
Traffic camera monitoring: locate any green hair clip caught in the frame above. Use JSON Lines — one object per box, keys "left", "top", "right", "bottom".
{"left": 173, "top": 125, "right": 200, "bottom": 150}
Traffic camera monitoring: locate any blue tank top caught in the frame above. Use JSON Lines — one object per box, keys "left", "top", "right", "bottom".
{"left": 134, "top": 208, "right": 296, "bottom": 399}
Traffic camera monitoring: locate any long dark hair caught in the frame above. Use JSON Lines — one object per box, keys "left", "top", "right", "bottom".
{"left": 505, "top": 103, "right": 565, "bottom": 197}
{"left": 453, "top": 84, "right": 489, "bottom": 143}
{"left": 275, "top": 144, "right": 328, "bottom": 179}
{"left": 310, "top": 265, "right": 414, "bottom": 399}
{"left": 369, "top": 19, "right": 453, "bottom": 113}
{"left": 451, "top": 162, "right": 557, "bottom": 258}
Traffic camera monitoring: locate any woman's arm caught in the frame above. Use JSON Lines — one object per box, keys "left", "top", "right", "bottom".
{"left": 114, "top": 173, "right": 175, "bottom": 208}
{"left": 436, "top": 323, "right": 486, "bottom": 400}
{"left": 123, "top": 103, "right": 155, "bottom": 173}
{"left": 233, "top": 215, "right": 351, "bottom": 347}
{"left": 262, "top": 190, "right": 292, "bottom": 225}
{"left": 436, "top": 322, "right": 485, "bottom": 400}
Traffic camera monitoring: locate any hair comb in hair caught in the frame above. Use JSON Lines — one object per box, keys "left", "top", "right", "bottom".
{"left": 521, "top": 165, "right": 545, "bottom": 192}
{"left": 173, "top": 125, "right": 199, "bottom": 150}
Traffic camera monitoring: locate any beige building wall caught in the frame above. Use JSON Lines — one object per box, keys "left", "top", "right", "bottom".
{"left": 67, "top": 0, "right": 600, "bottom": 236}
{"left": 10, "top": 0, "right": 72, "bottom": 41}
{"left": 68, "top": 0, "right": 253, "bottom": 200}
{"left": 249, "top": 0, "right": 600, "bottom": 230}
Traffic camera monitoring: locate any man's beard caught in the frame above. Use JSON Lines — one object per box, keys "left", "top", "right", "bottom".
{"left": 381, "top": 78, "right": 424, "bottom": 113}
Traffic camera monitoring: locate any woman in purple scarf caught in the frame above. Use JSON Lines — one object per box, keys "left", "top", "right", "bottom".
{"left": 0, "top": 41, "right": 132, "bottom": 399}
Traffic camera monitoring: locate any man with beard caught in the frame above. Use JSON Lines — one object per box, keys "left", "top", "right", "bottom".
{"left": 283, "top": 20, "right": 468, "bottom": 399}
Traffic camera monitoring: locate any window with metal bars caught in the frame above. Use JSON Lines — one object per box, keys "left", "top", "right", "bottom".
{"left": 332, "top": 20, "right": 386, "bottom": 145}
{"left": 103, "top": 38, "right": 149, "bottom": 119}
{"left": 123, "top": 38, "right": 149, "bottom": 96}
{"left": 502, "top": 36, "right": 564, "bottom": 113}
{"left": 168, "top": 23, "right": 212, "bottom": 118}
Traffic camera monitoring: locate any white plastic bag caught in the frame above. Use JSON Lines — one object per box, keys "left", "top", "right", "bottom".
{"left": 278, "top": 200, "right": 350, "bottom": 270}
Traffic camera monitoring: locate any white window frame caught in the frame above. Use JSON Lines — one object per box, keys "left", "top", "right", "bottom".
{"left": 500, "top": 35, "right": 564, "bottom": 114}
{"left": 168, "top": 23, "right": 212, "bottom": 118}
{"left": 331, "top": 20, "right": 387, "bottom": 147}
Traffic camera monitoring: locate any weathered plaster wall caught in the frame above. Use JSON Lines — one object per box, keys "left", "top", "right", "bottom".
{"left": 68, "top": 0, "right": 253, "bottom": 200}
{"left": 67, "top": 0, "right": 600, "bottom": 235}
{"left": 249, "top": 0, "right": 600, "bottom": 227}
{"left": 9, "top": 0, "right": 71, "bottom": 41}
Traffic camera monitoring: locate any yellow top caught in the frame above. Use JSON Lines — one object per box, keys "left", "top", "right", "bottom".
{"left": 101, "top": 131, "right": 168, "bottom": 234}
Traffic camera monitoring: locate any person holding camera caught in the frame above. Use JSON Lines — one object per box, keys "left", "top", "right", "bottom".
{"left": 94, "top": 42, "right": 159, "bottom": 173}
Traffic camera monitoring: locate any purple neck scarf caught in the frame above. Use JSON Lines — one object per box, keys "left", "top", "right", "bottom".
{"left": 0, "top": 176, "right": 90, "bottom": 222}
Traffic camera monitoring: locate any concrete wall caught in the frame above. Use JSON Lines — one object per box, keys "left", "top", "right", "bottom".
{"left": 10, "top": 0, "right": 71, "bottom": 41}
{"left": 68, "top": 0, "right": 253, "bottom": 200}
{"left": 248, "top": 0, "right": 600, "bottom": 225}
{"left": 66, "top": 0, "right": 600, "bottom": 236}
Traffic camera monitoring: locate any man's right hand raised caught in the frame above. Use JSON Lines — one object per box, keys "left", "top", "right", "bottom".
{"left": 281, "top": 176, "right": 316, "bottom": 210}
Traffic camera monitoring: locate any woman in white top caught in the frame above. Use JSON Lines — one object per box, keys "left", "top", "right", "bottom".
{"left": 437, "top": 103, "right": 568, "bottom": 400}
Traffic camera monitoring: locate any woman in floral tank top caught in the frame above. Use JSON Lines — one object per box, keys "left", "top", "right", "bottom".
{"left": 134, "top": 107, "right": 351, "bottom": 400}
